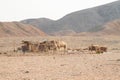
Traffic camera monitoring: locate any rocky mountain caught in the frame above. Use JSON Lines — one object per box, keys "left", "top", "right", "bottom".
{"left": 0, "top": 22, "right": 46, "bottom": 37}
{"left": 21, "top": 0, "right": 120, "bottom": 36}
{"left": 75, "top": 19, "right": 120, "bottom": 36}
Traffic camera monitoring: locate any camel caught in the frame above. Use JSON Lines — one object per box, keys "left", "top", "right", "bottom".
{"left": 21, "top": 40, "right": 67, "bottom": 53}
{"left": 48, "top": 40, "right": 59, "bottom": 51}
{"left": 55, "top": 40, "right": 67, "bottom": 51}
{"left": 88, "top": 44, "right": 107, "bottom": 53}
{"left": 89, "top": 45, "right": 99, "bottom": 51}
{"left": 21, "top": 40, "right": 40, "bottom": 52}
{"left": 99, "top": 46, "right": 107, "bottom": 53}
{"left": 30, "top": 43, "right": 40, "bottom": 52}
{"left": 38, "top": 40, "right": 57, "bottom": 52}
{"left": 39, "top": 41, "right": 50, "bottom": 52}
{"left": 21, "top": 40, "right": 30, "bottom": 52}
{"left": 38, "top": 40, "right": 67, "bottom": 52}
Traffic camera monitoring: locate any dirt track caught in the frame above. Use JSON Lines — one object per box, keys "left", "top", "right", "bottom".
{"left": 0, "top": 52, "right": 120, "bottom": 80}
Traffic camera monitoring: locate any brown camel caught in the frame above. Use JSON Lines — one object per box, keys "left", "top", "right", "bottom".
{"left": 88, "top": 44, "right": 107, "bottom": 53}
{"left": 21, "top": 40, "right": 40, "bottom": 52}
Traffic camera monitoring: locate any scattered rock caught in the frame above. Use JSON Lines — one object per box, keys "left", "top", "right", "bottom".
{"left": 99, "top": 65, "right": 102, "bottom": 66}
{"left": 4, "top": 52, "right": 7, "bottom": 54}
{"left": 25, "top": 71, "right": 29, "bottom": 73}
{"left": 60, "top": 64, "right": 67, "bottom": 66}
{"left": 53, "top": 57, "right": 55, "bottom": 59}
{"left": 116, "top": 59, "right": 120, "bottom": 61}
{"left": 95, "top": 67, "right": 98, "bottom": 68}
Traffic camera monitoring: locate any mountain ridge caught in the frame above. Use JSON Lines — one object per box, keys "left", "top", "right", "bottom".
{"left": 21, "top": 0, "right": 120, "bottom": 35}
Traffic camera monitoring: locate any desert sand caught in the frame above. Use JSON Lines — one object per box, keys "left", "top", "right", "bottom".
{"left": 0, "top": 36, "right": 120, "bottom": 80}
{"left": 0, "top": 53, "right": 120, "bottom": 80}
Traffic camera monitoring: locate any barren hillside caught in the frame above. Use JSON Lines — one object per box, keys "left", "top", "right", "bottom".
{"left": 21, "top": 1, "right": 120, "bottom": 36}
{"left": 0, "top": 22, "right": 47, "bottom": 37}
{"left": 99, "top": 19, "right": 120, "bottom": 35}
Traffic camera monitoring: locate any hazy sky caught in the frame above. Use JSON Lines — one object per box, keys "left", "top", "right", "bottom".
{"left": 0, "top": 0, "right": 118, "bottom": 21}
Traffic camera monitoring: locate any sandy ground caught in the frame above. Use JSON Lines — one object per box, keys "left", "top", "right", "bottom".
{"left": 0, "top": 36, "right": 120, "bottom": 80}
{"left": 0, "top": 52, "right": 120, "bottom": 80}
